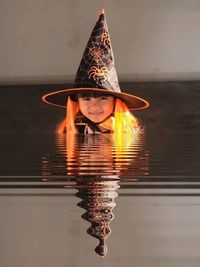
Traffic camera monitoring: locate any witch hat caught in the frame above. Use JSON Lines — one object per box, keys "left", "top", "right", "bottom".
{"left": 42, "top": 9, "right": 149, "bottom": 110}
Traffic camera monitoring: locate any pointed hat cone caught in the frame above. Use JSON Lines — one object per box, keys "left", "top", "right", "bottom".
{"left": 42, "top": 9, "right": 149, "bottom": 110}
{"left": 73, "top": 8, "right": 120, "bottom": 92}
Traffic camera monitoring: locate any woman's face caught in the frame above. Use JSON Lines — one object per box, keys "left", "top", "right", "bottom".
{"left": 78, "top": 93, "right": 115, "bottom": 123}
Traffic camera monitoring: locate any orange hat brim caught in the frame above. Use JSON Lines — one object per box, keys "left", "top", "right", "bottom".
{"left": 42, "top": 87, "right": 149, "bottom": 110}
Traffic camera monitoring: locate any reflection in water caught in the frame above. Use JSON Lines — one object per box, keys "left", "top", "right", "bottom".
{"left": 42, "top": 133, "right": 149, "bottom": 256}
{"left": 42, "top": 133, "right": 149, "bottom": 177}
{"left": 76, "top": 177, "right": 119, "bottom": 256}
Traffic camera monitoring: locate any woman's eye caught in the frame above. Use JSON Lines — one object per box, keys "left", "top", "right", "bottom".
{"left": 99, "top": 96, "right": 108, "bottom": 100}
{"left": 81, "top": 97, "right": 90, "bottom": 101}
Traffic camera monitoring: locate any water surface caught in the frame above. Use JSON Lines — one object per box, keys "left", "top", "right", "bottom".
{"left": 0, "top": 132, "right": 200, "bottom": 265}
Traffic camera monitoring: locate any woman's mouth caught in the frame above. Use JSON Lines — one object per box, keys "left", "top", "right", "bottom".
{"left": 89, "top": 112, "right": 103, "bottom": 116}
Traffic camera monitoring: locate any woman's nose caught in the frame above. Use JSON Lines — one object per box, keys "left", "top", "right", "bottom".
{"left": 89, "top": 98, "right": 100, "bottom": 105}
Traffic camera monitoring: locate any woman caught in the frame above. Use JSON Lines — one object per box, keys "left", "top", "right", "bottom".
{"left": 42, "top": 9, "right": 149, "bottom": 134}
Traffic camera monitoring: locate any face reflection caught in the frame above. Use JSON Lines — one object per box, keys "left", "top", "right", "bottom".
{"left": 78, "top": 93, "right": 115, "bottom": 123}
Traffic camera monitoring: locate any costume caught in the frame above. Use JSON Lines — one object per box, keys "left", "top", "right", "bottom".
{"left": 42, "top": 9, "right": 149, "bottom": 112}
{"left": 75, "top": 115, "right": 113, "bottom": 134}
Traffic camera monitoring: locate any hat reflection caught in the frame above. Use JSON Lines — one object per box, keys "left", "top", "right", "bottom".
{"left": 42, "top": 133, "right": 149, "bottom": 256}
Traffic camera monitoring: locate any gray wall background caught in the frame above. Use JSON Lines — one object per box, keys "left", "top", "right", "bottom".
{"left": 1, "top": 0, "right": 200, "bottom": 84}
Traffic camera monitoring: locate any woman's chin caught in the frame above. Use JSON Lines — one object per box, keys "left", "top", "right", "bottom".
{"left": 88, "top": 116, "right": 105, "bottom": 123}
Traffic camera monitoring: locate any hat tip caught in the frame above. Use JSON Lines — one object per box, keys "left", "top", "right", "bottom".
{"left": 99, "top": 8, "right": 105, "bottom": 15}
